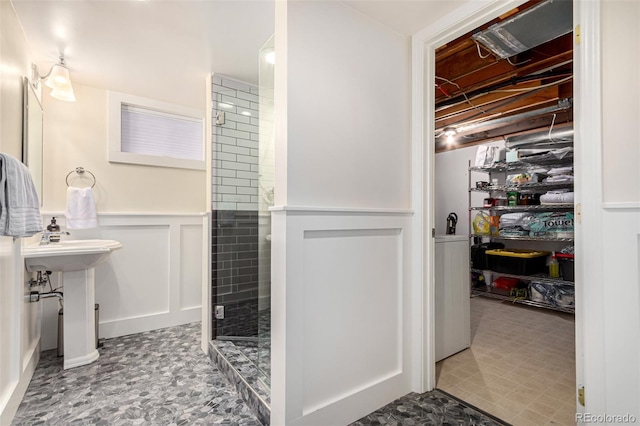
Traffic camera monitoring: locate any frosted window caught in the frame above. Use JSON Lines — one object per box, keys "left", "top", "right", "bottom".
{"left": 108, "top": 91, "right": 205, "bottom": 170}
{"left": 121, "top": 105, "right": 203, "bottom": 161}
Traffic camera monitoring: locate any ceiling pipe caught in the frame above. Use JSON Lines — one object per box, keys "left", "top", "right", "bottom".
{"left": 506, "top": 127, "right": 573, "bottom": 149}
{"left": 440, "top": 98, "right": 572, "bottom": 137}
{"left": 435, "top": 69, "right": 572, "bottom": 110}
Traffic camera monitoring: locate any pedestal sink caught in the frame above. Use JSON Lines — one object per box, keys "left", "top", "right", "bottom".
{"left": 23, "top": 239, "right": 123, "bottom": 369}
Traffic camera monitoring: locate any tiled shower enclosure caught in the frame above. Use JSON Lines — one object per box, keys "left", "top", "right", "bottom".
{"left": 210, "top": 67, "right": 274, "bottom": 405}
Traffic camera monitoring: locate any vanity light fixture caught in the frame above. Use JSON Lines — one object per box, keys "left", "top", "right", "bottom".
{"left": 31, "top": 55, "right": 76, "bottom": 102}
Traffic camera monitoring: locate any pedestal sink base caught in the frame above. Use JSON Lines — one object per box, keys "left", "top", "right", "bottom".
{"left": 64, "top": 349, "right": 100, "bottom": 370}
{"left": 62, "top": 268, "right": 99, "bottom": 370}
{"left": 23, "top": 239, "right": 123, "bottom": 370}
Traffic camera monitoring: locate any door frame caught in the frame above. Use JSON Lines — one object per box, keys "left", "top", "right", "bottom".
{"left": 410, "top": 1, "right": 602, "bottom": 414}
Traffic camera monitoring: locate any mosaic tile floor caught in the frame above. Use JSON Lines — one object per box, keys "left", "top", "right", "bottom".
{"left": 352, "top": 389, "right": 509, "bottom": 426}
{"left": 436, "top": 296, "right": 576, "bottom": 425}
{"left": 12, "top": 322, "right": 261, "bottom": 426}
{"left": 231, "top": 340, "right": 271, "bottom": 382}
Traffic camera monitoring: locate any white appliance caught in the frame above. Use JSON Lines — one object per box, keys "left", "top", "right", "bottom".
{"left": 435, "top": 235, "right": 471, "bottom": 362}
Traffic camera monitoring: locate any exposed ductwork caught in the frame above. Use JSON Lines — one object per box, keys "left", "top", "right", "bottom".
{"left": 472, "top": 0, "right": 573, "bottom": 59}
{"left": 505, "top": 127, "right": 573, "bottom": 149}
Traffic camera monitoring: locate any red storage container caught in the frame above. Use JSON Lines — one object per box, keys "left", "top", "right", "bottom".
{"left": 556, "top": 253, "right": 575, "bottom": 281}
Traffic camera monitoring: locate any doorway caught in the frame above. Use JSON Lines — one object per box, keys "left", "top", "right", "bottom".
{"left": 412, "top": 0, "right": 582, "bottom": 423}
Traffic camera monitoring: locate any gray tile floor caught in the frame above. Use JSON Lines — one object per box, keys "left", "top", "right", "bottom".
{"left": 352, "top": 390, "right": 509, "bottom": 426}
{"left": 13, "top": 321, "right": 509, "bottom": 426}
{"left": 12, "top": 322, "right": 260, "bottom": 425}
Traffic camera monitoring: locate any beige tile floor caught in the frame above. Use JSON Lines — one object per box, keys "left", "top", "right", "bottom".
{"left": 436, "top": 296, "right": 576, "bottom": 425}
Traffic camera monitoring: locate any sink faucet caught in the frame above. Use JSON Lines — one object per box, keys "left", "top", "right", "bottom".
{"left": 41, "top": 231, "right": 70, "bottom": 245}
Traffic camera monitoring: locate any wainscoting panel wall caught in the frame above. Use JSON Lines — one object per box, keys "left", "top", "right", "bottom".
{"left": 39, "top": 213, "right": 204, "bottom": 349}
{"left": 0, "top": 238, "right": 41, "bottom": 425}
{"left": 270, "top": 207, "right": 414, "bottom": 426}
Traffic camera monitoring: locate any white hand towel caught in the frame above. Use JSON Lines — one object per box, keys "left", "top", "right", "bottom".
{"left": 65, "top": 186, "right": 97, "bottom": 229}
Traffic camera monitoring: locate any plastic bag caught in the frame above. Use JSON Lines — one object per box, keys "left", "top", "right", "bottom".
{"left": 472, "top": 211, "right": 490, "bottom": 235}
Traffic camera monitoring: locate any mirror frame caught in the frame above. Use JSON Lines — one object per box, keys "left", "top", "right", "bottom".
{"left": 22, "top": 76, "right": 44, "bottom": 205}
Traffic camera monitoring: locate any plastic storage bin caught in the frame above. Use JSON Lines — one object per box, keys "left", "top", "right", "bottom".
{"left": 556, "top": 252, "right": 575, "bottom": 281}
{"left": 470, "top": 242, "right": 505, "bottom": 270}
{"left": 530, "top": 282, "right": 574, "bottom": 308}
{"left": 485, "top": 249, "right": 550, "bottom": 275}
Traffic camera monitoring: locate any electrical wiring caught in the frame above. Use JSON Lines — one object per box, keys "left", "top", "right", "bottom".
{"left": 475, "top": 41, "right": 492, "bottom": 59}
{"left": 490, "top": 75, "right": 573, "bottom": 93}
{"left": 506, "top": 56, "right": 532, "bottom": 66}
{"left": 474, "top": 39, "right": 531, "bottom": 66}
{"left": 435, "top": 76, "right": 487, "bottom": 115}
{"left": 548, "top": 113, "right": 558, "bottom": 143}
{"left": 435, "top": 83, "right": 450, "bottom": 97}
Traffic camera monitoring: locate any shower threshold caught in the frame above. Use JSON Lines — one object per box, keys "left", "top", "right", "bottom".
{"left": 209, "top": 339, "right": 271, "bottom": 425}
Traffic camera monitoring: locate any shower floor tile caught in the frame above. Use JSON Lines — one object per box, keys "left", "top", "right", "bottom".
{"left": 212, "top": 340, "right": 271, "bottom": 404}
{"left": 12, "top": 322, "right": 261, "bottom": 426}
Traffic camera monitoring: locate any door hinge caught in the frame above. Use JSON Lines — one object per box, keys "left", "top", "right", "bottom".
{"left": 432, "top": 228, "right": 435, "bottom": 238}
{"left": 575, "top": 25, "right": 581, "bottom": 45}
{"left": 576, "top": 203, "right": 582, "bottom": 224}
{"left": 578, "top": 386, "right": 585, "bottom": 406}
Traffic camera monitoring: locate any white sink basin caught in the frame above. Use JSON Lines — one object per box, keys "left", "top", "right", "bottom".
{"left": 23, "top": 239, "right": 123, "bottom": 272}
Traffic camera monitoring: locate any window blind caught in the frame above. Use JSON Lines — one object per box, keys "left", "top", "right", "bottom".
{"left": 121, "top": 104, "right": 203, "bottom": 161}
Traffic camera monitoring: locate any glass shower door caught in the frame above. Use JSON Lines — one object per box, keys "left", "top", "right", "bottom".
{"left": 257, "top": 34, "right": 275, "bottom": 384}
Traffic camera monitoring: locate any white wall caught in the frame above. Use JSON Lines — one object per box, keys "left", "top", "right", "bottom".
{"left": 600, "top": 0, "right": 640, "bottom": 204}
{"left": 0, "top": 2, "right": 42, "bottom": 424}
{"left": 272, "top": 2, "right": 413, "bottom": 424}
{"left": 586, "top": 0, "right": 640, "bottom": 416}
{"left": 42, "top": 83, "right": 206, "bottom": 213}
{"left": 284, "top": 1, "right": 410, "bottom": 209}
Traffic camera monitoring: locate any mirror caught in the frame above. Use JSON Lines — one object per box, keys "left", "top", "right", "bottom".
{"left": 22, "top": 77, "right": 43, "bottom": 205}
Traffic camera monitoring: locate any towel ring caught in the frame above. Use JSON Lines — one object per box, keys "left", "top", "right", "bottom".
{"left": 65, "top": 167, "right": 96, "bottom": 189}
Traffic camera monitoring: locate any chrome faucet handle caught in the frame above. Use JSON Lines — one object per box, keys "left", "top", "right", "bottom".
{"left": 40, "top": 231, "right": 70, "bottom": 244}
{"left": 40, "top": 231, "right": 51, "bottom": 244}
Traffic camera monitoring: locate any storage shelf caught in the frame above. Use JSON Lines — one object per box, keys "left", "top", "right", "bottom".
{"left": 471, "top": 288, "right": 575, "bottom": 314}
{"left": 505, "top": 182, "right": 573, "bottom": 192}
{"left": 470, "top": 234, "right": 574, "bottom": 242}
{"left": 470, "top": 204, "right": 574, "bottom": 212}
{"left": 469, "top": 153, "right": 574, "bottom": 173}
{"left": 471, "top": 268, "right": 574, "bottom": 285}
{"left": 470, "top": 182, "right": 573, "bottom": 193}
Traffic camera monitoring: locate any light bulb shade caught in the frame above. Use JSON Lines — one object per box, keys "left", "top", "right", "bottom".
{"left": 50, "top": 84, "right": 76, "bottom": 102}
{"left": 45, "top": 64, "right": 71, "bottom": 89}
{"left": 443, "top": 127, "right": 457, "bottom": 137}
{"left": 265, "top": 51, "right": 275, "bottom": 65}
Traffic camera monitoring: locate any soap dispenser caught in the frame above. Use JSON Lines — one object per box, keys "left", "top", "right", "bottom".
{"left": 47, "top": 217, "right": 61, "bottom": 243}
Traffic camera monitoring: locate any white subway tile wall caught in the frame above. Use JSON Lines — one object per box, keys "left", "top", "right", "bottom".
{"left": 212, "top": 75, "right": 260, "bottom": 211}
